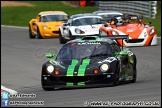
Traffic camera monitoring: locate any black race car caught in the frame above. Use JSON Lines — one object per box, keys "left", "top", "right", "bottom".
{"left": 41, "top": 35, "right": 137, "bottom": 91}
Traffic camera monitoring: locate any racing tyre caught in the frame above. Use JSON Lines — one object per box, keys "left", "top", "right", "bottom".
{"left": 36, "top": 27, "right": 43, "bottom": 39}
{"left": 29, "top": 25, "right": 35, "bottom": 39}
{"left": 59, "top": 30, "right": 66, "bottom": 44}
{"left": 112, "top": 65, "right": 120, "bottom": 86}
{"left": 131, "top": 66, "right": 137, "bottom": 83}
{"left": 42, "top": 86, "right": 54, "bottom": 91}
{"left": 69, "top": 32, "right": 75, "bottom": 40}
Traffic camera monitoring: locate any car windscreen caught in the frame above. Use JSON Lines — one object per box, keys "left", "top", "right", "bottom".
{"left": 41, "top": 14, "right": 68, "bottom": 22}
{"left": 56, "top": 42, "right": 113, "bottom": 60}
{"left": 72, "top": 17, "right": 102, "bottom": 26}
{"left": 101, "top": 14, "right": 122, "bottom": 20}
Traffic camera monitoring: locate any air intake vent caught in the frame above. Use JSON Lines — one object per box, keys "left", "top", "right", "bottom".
{"left": 82, "top": 36, "right": 98, "bottom": 40}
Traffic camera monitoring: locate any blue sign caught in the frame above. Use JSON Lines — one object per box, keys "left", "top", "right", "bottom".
{"left": 2, "top": 92, "right": 9, "bottom": 99}
{"left": 2, "top": 100, "right": 9, "bottom": 106}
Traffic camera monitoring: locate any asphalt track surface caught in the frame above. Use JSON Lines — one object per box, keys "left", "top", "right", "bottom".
{"left": 1, "top": 26, "right": 161, "bottom": 107}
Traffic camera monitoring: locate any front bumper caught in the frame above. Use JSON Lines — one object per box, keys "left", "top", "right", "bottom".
{"left": 119, "top": 35, "right": 157, "bottom": 46}
{"left": 42, "top": 29, "right": 60, "bottom": 37}
{"left": 42, "top": 74, "right": 114, "bottom": 89}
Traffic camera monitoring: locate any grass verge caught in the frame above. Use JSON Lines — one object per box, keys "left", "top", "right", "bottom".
{"left": 1, "top": 1, "right": 161, "bottom": 36}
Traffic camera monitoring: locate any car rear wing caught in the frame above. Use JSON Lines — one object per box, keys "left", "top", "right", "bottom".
{"left": 100, "top": 35, "right": 129, "bottom": 49}
{"left": 72, "top": 34, "right": 100, "bottom": 39}
{"left": 72, "top": 34, "right": 129, "bottom": 49}
{"left": 100, "top": 35, "right": 128, "bottom": 39}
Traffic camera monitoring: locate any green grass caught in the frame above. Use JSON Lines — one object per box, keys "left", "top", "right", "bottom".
{"left": 1, "top": 1, "right": 98, "bottom": 27}
{"left": 143, "top": 1, "right": 161, "bottom": 36}
{"left": 1, "top": 1, "right": 161, "bottom": 36}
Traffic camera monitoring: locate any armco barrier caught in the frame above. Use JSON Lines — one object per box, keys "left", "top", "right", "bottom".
{"left": 98, "top": 1, "right": 157, "bottom": 19}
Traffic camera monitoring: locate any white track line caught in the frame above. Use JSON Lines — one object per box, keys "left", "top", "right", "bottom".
{"left": 1, "top": 25, "right": 28, "bottom": 29}
{"left": 1, "top": 85, "right": 18, "bottom": 95}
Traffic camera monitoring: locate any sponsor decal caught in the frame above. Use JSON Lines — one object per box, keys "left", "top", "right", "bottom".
{"left": 98, "top": 57, "right": 116, "bottom": 63}
{"left": 77, "top": 42, "right": 101, "bottom": 45}
{"left": 66, "top": 59, "right": 78, "bottom": 76}
{"left": 78, "top": 82, "right": 85, "bottom": 86}
{"left": 66, "top": 59, "right": 90, "bottom": 76}
{"left": 66, "top": 82, "right": 85, "bottom": 86}
{"left": 85, "top": 29, "right": 98, "bottom": 32}
{"left": 127, "top": 29, "right": 134, "bottom": 32}
{"left": 66, "top": 59, "right": 90, "bottom": 87}
{"left": 78, "top": 59, "right": 90, "bottom": 76}
{"left": 66, "top": 82, "right": 74, "bottom": 86}
{"left": 49, "top": 60, "right": 65, "bottom": 69}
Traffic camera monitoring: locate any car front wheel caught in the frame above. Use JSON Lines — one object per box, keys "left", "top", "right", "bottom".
{"left": 36, "top": 27, "right": 43, "bottom": 39}
{"left": 29, "top": 25, "right": 35, "bottom": 39}
{"left": 112, "top": 65, "right": 120, "bottom": 86}
{"left": 131, "top": 66, "right": 137, "bottom": 83}
{"left": 59, "top": 30, "right": 66, "bottom": 44}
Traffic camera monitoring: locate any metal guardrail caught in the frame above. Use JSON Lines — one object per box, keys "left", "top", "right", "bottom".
{"left": 98, "top": 1, "right": 157, "bottom": 19}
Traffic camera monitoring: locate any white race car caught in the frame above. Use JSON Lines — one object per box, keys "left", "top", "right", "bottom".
{"left": 59, "top": 13, "right": 103, "bottom": 44}
{"left": 93, "top": 10, "right": 123, "bottom": 19}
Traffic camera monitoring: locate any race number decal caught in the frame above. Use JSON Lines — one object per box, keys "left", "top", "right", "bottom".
{"left": 98, "top": 57, "right": 116, "bottom": 63}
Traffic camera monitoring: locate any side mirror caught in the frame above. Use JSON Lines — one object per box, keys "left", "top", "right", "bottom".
{"left": 63, "top": 23, "right": 68, "bottom": 26}
{"left": 46, "top": 53, "right": 57, "bottom": 59}
{"left": 63, "top": 20, "right": 68, "bottom": 23}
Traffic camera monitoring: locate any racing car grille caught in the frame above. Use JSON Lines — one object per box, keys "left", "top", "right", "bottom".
{"left": 127, "top": 39, "right": 144, "bottom": 43}
{"left": 52, "top": 31, "right": 59, "bottom": 34}
{"left": 59, "top": 76, "right": 105, "bottom": 83}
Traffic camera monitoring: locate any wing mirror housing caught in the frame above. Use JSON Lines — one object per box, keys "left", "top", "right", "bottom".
{"left": 63, "top": 23, "right": 68, "bottom": 26}
{"left": 46, "top": 53, "right": 57, "bottom": 59}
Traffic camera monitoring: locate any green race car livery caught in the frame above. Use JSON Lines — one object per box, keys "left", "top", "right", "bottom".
{"left": 41, "top": 35, "right": 137, "bottom": 91}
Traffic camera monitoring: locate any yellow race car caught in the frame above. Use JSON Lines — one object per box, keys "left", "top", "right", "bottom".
{"left": 29, "top": 11, "right": 68, "bottom": 39}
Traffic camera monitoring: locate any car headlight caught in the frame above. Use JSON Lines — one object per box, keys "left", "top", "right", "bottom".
{"left": 100, "top": 64, "right": 109, "bottom": 72}
{"left": 150, "top": 28, "right": 155, "bottom": 35}
{"left": 111, "top": 30, "right": 118, "bottom": 35}
{"left": 75, "top": 28, "right": 84, "bottom": 34}
{"left": 46, "top": 65, "right": 54, "bottom": 74}
{"left": 43, "top": 25, "right": 47, "bottom": 29}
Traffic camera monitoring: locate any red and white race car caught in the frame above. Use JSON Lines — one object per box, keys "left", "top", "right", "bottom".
{"left": 99, "top": 15, "right": 157, "bottom": 46}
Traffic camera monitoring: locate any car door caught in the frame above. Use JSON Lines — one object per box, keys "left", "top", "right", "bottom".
{"left": 118, "top": 47, "right": 133, "bottom": 80}
{"left": 111, "top": 43, "right": 126, "bottom": 80}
